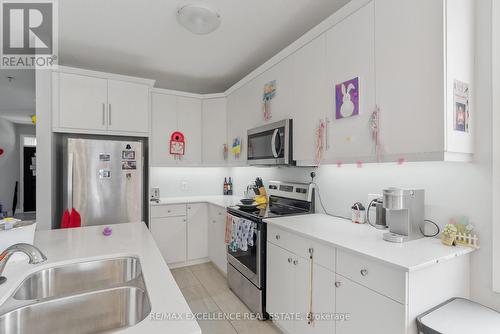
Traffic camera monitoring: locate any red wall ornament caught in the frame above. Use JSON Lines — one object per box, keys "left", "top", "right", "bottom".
{"left": 169, "top": 132, "right": 185, "bottom": 156}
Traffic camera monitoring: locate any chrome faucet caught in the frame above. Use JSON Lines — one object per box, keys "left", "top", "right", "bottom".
{"left": 0, "top": 243, "right": 47, "bottom": 285}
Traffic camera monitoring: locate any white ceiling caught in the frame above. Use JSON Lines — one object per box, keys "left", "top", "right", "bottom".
{"left": 0, "top": 69, "right": 35, "bottom": 124}
{"left": 59, "top": 0, "right": 351, "bottom": 93}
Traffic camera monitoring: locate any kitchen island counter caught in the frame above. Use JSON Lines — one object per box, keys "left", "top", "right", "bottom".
{"left": 0, "top": 222, "right": 201, "bottom": 334}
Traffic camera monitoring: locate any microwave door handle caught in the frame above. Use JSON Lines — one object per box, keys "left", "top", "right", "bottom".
{"left": 271, "top": 129, "right": 279, "bottom": 158}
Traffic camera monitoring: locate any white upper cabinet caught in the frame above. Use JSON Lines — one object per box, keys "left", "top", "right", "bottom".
{"left": 151, "top": 90, "right": 203, "bottom": 166}
{"left": 292, "top": 35, "right": 328, "bottom": 165}
{"left": 226, "top": 87, "right": 247, "bottom": 165}
{"left": 151, "top": 92, "right": 178, "bottom": 166}
{"left": 375, "top": 0, "right": 474, "bottom": 161}
{"left": 58, "top": 73, "right": 108, "bottom": 131}
{"left": 202, "top": 98, "right": 227, "bottom": 165}
{"left": 325, "top": 2, "right": 376, "bottom": 164}
{"left": 107, "top": 80, "right": 150, "bottom": 133}
{"left": 53, "top": 67, "right": 153, "bottom": 136}
{"left": 177, "top": 96, "right": 202, "bottom": 164}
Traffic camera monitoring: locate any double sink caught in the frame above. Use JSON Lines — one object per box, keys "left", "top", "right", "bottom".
{"left": 0, "top": 257, "right": 151, "bottom": 334}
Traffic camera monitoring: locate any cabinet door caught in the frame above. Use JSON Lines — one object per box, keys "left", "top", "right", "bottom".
{"left": 178, "top": 96, "right": 202, "bottom": 164}
{"left": 202, "top": 98, "right": 227, "bottom": 165}
{"left": 151, "top": 92, "right": 178, "bottom": 166}
{"left": 107, "top": 80, "right": 150, "bottom": 133}
{"left": 150, "top": 217, "right": 187, "bottom": 264}
{"left": 187, "top": 203, "right": 208, "bottom": 260}
{"left": 295, "top": 258, "right": 336, "bottom": 334}
{"left": 59, "top": 73, "right": 108, "bottom": 131}
{"left": 326, "top": 2, "right": 376, "bottom": 163}
{"left": 292, "top": 35, "right": 328, "bottom": 165}
{"left": 335, "top": 274, "right": 405, "bottom": 334}
{"left": 375, "top": 0, "right": 445, "bottom": 157}
{"left": 226, "top": 88, "right": 247, "bottom": 165}
{"left": 208, "top": 205, "right": 227, "bottom": 273}
{"left": 266, "top": 242, "right": 296, "bottom": 334}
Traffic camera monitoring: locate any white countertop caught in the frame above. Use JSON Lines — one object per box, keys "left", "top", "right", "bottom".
{"left": 264, "top": 214, "right": 474, "bottom": 272}
{"left": 0, "top": 223, "right": 201, "bottom": 334}
{"left": 151, "top": 195, "right": 243, "bottom": 208}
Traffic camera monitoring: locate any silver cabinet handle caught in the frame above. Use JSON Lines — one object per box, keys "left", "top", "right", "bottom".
{"left": 182, "top": 219, "right": 187, "bottom": 222}
{"left": 167, "top": 210, "right": 171, "bottom": 213}
{"left": 293, "top": 259, "right": 298, "bottom": 265}
{"left": 108, "top": 104, "right": 112, "bottom": 126}
{"left": 360, "top": 269, "right": 368, "bottom": 277}
{"left": 218, "top": 212, "right": 222, "bottom": 215}
{"left": 275, "top": 234, "right": 280, "bottom": 240}
{"left": 187, "top": 206, "right": 191, "bottom": 210}
{"left": 335, "top": 281, "right": 341, "bottom": 288}
{"left": 288, "top": 257, "right": 292, "bottom": 263}
{"left": 102, "top": 104, "right": 106, "bottom": 125}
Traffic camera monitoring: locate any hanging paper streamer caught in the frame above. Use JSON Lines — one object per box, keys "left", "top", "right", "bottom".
{"left": 315, "top": 119, "right": 326, "bottom": 165}
{"left": 263, "top": 80, "right": 276, "bottom": 121}
{"left": 369, "top": 105, "right": 382, "bottom": 161}
{"left": 232, "top": 137, "right": 242, "bottom": 159}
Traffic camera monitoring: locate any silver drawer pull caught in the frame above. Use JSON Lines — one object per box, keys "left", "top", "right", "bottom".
{"left": 275, "top": 234, "right": 280, "bottom": 240}
{"left": 288, "top": 257, "right": 292, "bottom": 263}
{"left": 335, "top": 281, "right": 341, "bottom": 288}
{"left": 293, "top": 259, "right": 298, "bottom": 265}
{"left": 360, "top": 269, "right": 368, "bottom": 277}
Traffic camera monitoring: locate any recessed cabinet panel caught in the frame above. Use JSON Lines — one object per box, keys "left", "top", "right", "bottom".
{"left": 202, "top": 98, "right": 227, "bottom": 165}
{"left": 151, "top": 92, "right": 178, "bottom": 166}
{"left": 107, "top": 80, "right": 149, "bottom": 133}
{"left": 187, "top": 203, "right": 208, "bottom": 260}
{"left": 59, "top": 73, "right": 108, "bottom": 131}
{"left": 335, "top": 274, "right": 405, "bottom": 334}
{"left": 150, "top": 217, "right": 187, "bottom": 264}
{"left": 375, "top": 0, "right": 445, "bottom": 157}
{"left": 177, "top": 97, "right": 202, "bottom": 164}
{"left": 326, "top": 2, "right": 376, "bottom": 162}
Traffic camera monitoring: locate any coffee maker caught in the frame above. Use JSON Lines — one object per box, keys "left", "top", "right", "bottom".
{"left": 382, "top": 188, "right": 425, "bottom": 243}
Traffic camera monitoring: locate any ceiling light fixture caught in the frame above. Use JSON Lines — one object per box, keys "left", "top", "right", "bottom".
{"left": 176, "top": 4, "right": 221, "bottom": 35}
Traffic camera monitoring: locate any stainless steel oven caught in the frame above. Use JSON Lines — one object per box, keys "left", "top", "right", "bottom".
{"left": 247, "top": 119, "right": 294, "bottom": 166}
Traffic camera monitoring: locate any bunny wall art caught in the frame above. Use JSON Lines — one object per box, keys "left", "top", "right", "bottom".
{"left": 335, "top": 77, "right": 360, "bottom": 119}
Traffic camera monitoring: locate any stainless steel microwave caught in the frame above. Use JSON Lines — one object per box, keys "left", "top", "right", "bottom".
{"left": 247, "top": 119, "right": 294, "bottom": 166}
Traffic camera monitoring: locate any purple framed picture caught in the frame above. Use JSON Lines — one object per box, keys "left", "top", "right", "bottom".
{"left": 335, "top": 77, "right": 360, "bottom": 119}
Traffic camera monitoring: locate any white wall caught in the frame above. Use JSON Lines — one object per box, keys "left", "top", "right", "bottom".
{"left": 150, "top": 167, "right": 230, "bottom": 198}
{"left": 0, "top": 118, "right": 17, "bottom": 214}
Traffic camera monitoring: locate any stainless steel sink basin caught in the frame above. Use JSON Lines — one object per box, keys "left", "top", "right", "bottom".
{"left": 13, "top": 257, "right": 142, "bottom": 300}
{"left": 0, "top": 257, "right": 151, "bottom": 334}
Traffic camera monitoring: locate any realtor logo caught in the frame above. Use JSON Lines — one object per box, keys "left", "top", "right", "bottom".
{"left": 1, "top": 0, "right": 58, "bottom": 68}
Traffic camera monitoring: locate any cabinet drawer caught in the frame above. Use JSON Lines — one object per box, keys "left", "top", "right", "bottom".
{"left": 151, "top": 204, "right": 187, "bottom": 218}
{"left": 267, "top": 225, "right": 335, "bottom": 271}
{"left": 337, "top": 249, "right": 406, "bottom": 304}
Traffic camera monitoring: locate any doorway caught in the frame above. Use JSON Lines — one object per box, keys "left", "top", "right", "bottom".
{"left": 20, "top": 135, "right": 36, "bottom": 215}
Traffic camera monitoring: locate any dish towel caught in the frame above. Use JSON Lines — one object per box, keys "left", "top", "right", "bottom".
{"left": 229, "top": 217, "right": 240, "bottom": 252}
{"left": 225, "top": 214, "right": 233, "bottom": 244}
{"left": 236, "top": 218, "right": 257, "bottom": 252}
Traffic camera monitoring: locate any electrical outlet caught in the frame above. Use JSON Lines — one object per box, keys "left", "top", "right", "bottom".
{"left": 181, "top": 181, "right": 189, "bottom": 191}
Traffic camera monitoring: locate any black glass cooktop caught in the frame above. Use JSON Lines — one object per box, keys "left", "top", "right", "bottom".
{"left": 228, "top": 196, "right": 313, "bottom": 221}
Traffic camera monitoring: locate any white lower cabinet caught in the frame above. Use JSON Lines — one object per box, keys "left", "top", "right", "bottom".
{"left": 267, "top": 241, "right": 336, "bottom": 334}
{"left": 187, "top": 203, "right": 208, "bottom": 260}
{"left": 267, "top": 225, "right": 470, "bottom": 334}
{"left": 208, "top": 205, "right": 227, "bottom": 273}
{"left": 150, "top": 216, "right": 187, "bottom": 264}
{"left": 335, "top": 274, "right": 405, "bottom": 334}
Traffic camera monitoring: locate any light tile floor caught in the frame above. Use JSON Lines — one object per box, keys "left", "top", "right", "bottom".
{"left": 171, "top": 262, "right": 282, "bottom": 334}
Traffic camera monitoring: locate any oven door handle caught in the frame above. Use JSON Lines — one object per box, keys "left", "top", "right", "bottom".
{"left": 271, "top": 129, "right": 282, "bottom": 158}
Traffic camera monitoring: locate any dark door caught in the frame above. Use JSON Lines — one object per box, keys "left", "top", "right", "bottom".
{"left": 23, "top": 147, "right": 36, "bottom": 212}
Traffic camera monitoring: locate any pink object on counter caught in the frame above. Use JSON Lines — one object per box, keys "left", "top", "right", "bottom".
{"left": 102, "top": 226, "right": 112, "bottom": 236}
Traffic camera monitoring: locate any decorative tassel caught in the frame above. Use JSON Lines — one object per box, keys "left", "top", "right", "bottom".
{"left": 315, "top": 120, "right": 326, "bottom": 165}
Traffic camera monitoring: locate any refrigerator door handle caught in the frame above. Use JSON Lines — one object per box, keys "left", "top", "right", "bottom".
{"left": 68, "top": 152, "right": 74, "bottom": 210}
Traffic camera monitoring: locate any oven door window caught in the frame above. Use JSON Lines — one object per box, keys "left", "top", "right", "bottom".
{"left": 248, "top": 127, "right": 285, "bottom": 160}
{"left": 227, "top": 223, "right": 258, "bottom": 275}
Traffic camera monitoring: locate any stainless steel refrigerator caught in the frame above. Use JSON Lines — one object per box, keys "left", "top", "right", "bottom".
{"left": 59, "top": 137, "right": 145, "bottom": 227}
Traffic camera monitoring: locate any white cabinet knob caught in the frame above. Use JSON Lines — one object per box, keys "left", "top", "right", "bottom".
{"left": 360, "top": 269, "right": 368, "bottom": 277}
{"left": 335, "top": 281, "right": 341, "bottom": 288}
